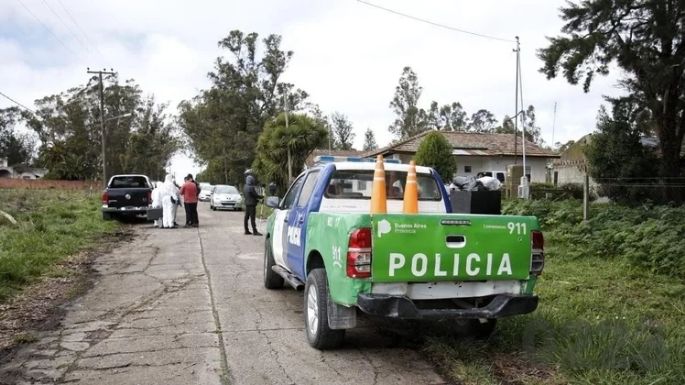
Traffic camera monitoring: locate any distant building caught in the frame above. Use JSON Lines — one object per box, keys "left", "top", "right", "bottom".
{"left": 0, "top": 158, "right": 48, "bottom": 179}
{"left": 551, "top": 134, "right": 596, "bottom": 187}
{"left": 363, "top": 131, "right": 558, "bottom": 183}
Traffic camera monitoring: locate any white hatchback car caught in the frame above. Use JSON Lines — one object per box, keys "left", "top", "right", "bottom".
{"left": 210, "top": 185, "right": 243, "bottom": 211}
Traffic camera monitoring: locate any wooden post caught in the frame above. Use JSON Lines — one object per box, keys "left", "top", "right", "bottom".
{"left": 583, "top": 171, "right": 590, "bottom": 221}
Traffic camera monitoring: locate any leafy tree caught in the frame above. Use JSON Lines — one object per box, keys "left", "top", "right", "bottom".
{"left": 20, "top": 76, "right": 176, "bottom": 181}
{"left": 440, "top": 102, "right": 468, "bottom": 131}
{"left": 362, "top": 128, "right": 378, "bottom": 151}
{"left": 0, "top": 108, "right": 35, "bottom": 165}
{"left": 330, "top": 112, "right": 355, "bottom": 150}
{"left": 252, "top": 113, "right": 328, "bottom": 189}
{"left": 539, "top": 0, "right": 685, "bottom": 201}
{"left": 586, "top": 100, "right": 658, "bottom": 202}
{"left": 389, "top": 66, "right": 428, "bottom": 139}
{"left": 414, "top": 132, "right": 456, "bottom": 182}
{"left": 467, "top": 109, "right": 497, "bottom": 133}
{"left": 179, "top": 30, "right": 308, "bottom": 185}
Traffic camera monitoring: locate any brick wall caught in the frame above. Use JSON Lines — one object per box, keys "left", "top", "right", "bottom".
{"left": 0, "top": 179, "right": 103, "bottom": 190}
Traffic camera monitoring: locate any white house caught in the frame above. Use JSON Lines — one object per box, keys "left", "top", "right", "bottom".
{"left": 0, "top": 158, "right": 47, "bottom": 179}
{"left": 364, "top": 131, "right": 559, "bottom": 183}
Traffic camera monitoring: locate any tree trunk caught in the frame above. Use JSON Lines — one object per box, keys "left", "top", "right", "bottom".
{"left": 659, "top": 141, "right": 683, "bottom": 203}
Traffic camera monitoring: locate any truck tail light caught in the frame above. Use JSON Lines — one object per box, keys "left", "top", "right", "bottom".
{"left": 146, "top": 191, "right": 152, "bottom": 204}
{"left": 530, "top": 230, "right": 544, "bottom": 275}
{"left": 347, "top": 227, "right": 372, "bottom": 278}
{"left": 101, "top": 191, "right": 109, "bottom": 206}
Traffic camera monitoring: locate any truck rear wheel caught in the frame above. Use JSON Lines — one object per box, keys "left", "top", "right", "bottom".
{"left": 102, "top": 212, "right": 113, "bottom": 221}
{"left": 304, "top": 268, "right": 345, "bottom": 350}
{"left": 263, "top": 240, "right": 284, "bottom": 289}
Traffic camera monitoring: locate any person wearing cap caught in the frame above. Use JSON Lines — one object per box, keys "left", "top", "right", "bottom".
{"left": 243, "top": 169, "right": 263, "bottom": 235}
{"left": 180, "top": 173, "right": 200, "bottom": 227}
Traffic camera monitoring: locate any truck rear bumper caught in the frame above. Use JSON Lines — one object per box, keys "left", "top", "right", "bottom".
{"left": 356, "top": 293, "right": 538, "bottom": 319}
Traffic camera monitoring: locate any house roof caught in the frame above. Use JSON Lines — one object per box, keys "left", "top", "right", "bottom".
{"left": 364, "top": 131, "right": 558, "bottom": 158}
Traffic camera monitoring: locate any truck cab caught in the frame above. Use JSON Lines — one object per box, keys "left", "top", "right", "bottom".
{"left": 264, "top": 160, "right": 543, "bottom": 349}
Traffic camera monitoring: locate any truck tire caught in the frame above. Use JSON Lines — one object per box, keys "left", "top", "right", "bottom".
{"left": 304, "top": 268, "right": 345, "bottom": 350}
{"left": 263, "top": 240, "right": 284, "bottom": 289}
{"left": 102, "top": 212, "right": 113, "bottom": 221}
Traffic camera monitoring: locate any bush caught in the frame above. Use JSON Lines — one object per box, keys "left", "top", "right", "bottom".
{"left": 503, "top": 199, "right": 685, "bottom": 278}
{"left": 530, "top": 182, "right": 585, "bottom": 200}
{"left": 414, "top": 132, "right": 457, "bottom": 182}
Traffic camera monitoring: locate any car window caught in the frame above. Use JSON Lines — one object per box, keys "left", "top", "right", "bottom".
{"left": 325, "top": 170, "right": 441, "bottom": 201}
{"left": 281, "top": 175, "right": 306, "bottom": 210}
{"left": 215, "top": 185, "right": 238, "bottom": 194}
{"left": 110, "top": 176, "right": 149, "bottom": 188}
{"left": 297, "top": 171, "right": 320, "bottom": 208}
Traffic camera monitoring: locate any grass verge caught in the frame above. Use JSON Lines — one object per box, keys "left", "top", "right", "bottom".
{"left": 0, "top": 189, "right": 119, "bottom": 302}
{"left": 423, "top": 200, "right": 685, "bottom": 385}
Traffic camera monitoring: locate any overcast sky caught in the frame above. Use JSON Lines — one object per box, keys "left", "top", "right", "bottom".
{"left": 1, "top": 0, "right": 623, "bottom": 177}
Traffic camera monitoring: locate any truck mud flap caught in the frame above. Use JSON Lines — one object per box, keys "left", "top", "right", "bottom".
{"left": 356, "top": 293, "right": 538, "bottom": 320}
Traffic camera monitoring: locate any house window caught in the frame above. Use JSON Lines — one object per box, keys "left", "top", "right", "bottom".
{"left": 464, "top": 166, "right": 472, "bottom": 173}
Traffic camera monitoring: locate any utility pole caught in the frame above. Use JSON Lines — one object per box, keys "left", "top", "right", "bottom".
{"left": 87, "top": 67, "right": 116, "bottom": 187}
{"left": 552, "top": 102, "right": 557, "bottom": 148}
{"left": 283, "top": 93, "right": 292, "bottom": 183}
{"left": 513, "top": 36, "right": 520, "bottom": 163}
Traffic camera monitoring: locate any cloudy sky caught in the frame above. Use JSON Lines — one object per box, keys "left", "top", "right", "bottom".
{"left": 1, "top": 0, "right": 622, "bottom": 176}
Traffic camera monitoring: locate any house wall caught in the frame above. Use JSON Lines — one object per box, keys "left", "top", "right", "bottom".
{"left": 385, "top": 153, "right": 551, "bottom": 183}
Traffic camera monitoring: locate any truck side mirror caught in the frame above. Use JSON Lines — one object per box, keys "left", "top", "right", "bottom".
{"left": 265, "top": 196, "right": 280, "bottom": 208}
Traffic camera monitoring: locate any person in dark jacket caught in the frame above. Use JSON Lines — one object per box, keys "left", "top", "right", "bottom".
{"left": 243, "top": 170, "right": 263, "bottom": 235}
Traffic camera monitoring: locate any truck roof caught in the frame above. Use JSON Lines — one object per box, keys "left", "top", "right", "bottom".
{"left": 326, "top": 161, "right": 434, "bottom": 174}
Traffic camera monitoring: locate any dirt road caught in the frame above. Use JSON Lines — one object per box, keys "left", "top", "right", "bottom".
{"left": 0, "top": 204, "right": 446, "bottom": 385}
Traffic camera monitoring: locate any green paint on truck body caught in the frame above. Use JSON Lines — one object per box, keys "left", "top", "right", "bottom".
{"left": 303, "top": 212, "right": 540, "bottom": 307}
{"left": 371, "top": 214, "right": 538, "bottom": 282}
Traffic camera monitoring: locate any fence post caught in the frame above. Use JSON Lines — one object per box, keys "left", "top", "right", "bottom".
{"left": 583, "top": 172, "right": 590, "bottom": 221}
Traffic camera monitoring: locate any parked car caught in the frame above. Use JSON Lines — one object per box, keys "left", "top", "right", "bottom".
{"left": 101, "top": 174, "right": 158, "bottom": 220}
{"left": 199, "top": 184, "right": 214, "bottom": 201}
{"left": 210, "top": 185, "right": 243, "bottom": 211}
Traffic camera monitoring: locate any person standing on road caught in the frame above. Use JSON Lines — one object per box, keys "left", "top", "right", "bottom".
{"left": 180, "top": 174, "right": 199, "bottom": 227}
{"left": 151, "top": 181, "right": 162, "bottom": 228}
{"left": 243, "top": 169, "right": 263, "bottom": 236}
{"left": 160, "top": 174, "right": 179, "bottom": 228}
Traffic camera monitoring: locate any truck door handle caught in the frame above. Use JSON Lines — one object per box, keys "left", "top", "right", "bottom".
{"left": 446, "top": 235, "right": 466, "bottom": 248}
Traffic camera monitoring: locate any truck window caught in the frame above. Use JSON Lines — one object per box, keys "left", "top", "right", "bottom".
{"left": 325, "top": 170, "right": 441, "bottom": 201}
{"left": 297, "top": 171, "right": 320, "bottom": 208}
{"left": 110, "top": 176, "right": 149, "bottom": 188}
{"left": 281, "top": 175, "right": 306, "bottom": 210}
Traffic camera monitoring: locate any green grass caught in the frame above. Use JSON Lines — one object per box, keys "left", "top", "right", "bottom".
{"left": 424, "top": 200, "right": 685, "bottom": 385}
{"left": 0, "top": 189, "right": 119, "bottom": 302}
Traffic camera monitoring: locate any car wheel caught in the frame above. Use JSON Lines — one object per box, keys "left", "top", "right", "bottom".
{"left": 263, "top": 239, "right": 284, "bottom": 289}
{"left": 211, "top": 204, "right": 216, "bottom": 211}
{"left": 304, "top": 268, "right": 345, "bottom": 350}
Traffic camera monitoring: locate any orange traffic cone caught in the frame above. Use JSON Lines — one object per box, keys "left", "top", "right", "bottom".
{"left": 403, "top": 160, "right": 418, "bottom": 214}
{"left": 370, "top": 155, "right": 387, "bottom": 214}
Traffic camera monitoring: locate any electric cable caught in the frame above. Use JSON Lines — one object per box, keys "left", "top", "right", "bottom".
{"left": 356, "top": 0, "right": 514, "bottom": 43}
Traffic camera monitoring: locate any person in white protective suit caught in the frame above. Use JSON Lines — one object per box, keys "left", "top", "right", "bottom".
{"left": 160, "top": 174, "right": 179, "bottom": 228}
{"left": 150, "top": 181, "right": 162, "bottom": 228}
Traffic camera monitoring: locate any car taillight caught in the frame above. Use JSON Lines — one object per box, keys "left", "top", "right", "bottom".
{"left": 347, "top": 227, "right": 372, "bottom": 278}
{"left": 531, "top": 230, "right": 544, "bottom": 275}
{"left": 101, "top": 191, "right": 109, "bottom": 206}
{"left": 146, "top": 191, "right": 152, "bottom": 204}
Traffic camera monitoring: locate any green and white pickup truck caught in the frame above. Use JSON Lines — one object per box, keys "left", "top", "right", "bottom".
{"left": 263, "top": 160, "right": 544, "bottom": 349}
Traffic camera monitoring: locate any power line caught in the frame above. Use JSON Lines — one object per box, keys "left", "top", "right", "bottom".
{"left": 16, "top": 0, "right": 76, "bottom": 55}
{"left": 356, "top": 0, "right": 514, "bottom": 43}
{"left": 0, "top": 91, "right": 35, "bottom": 113}
{"left": 55, "top": 0, "right": 105, "bottom": 58}
{"left": 39, "top": 0, "right": 88, "bottom": 51}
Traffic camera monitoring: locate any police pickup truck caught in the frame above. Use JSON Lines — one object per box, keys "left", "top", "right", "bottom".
{"left": 263, "top": 157, "right": 544, "bottom": 349}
